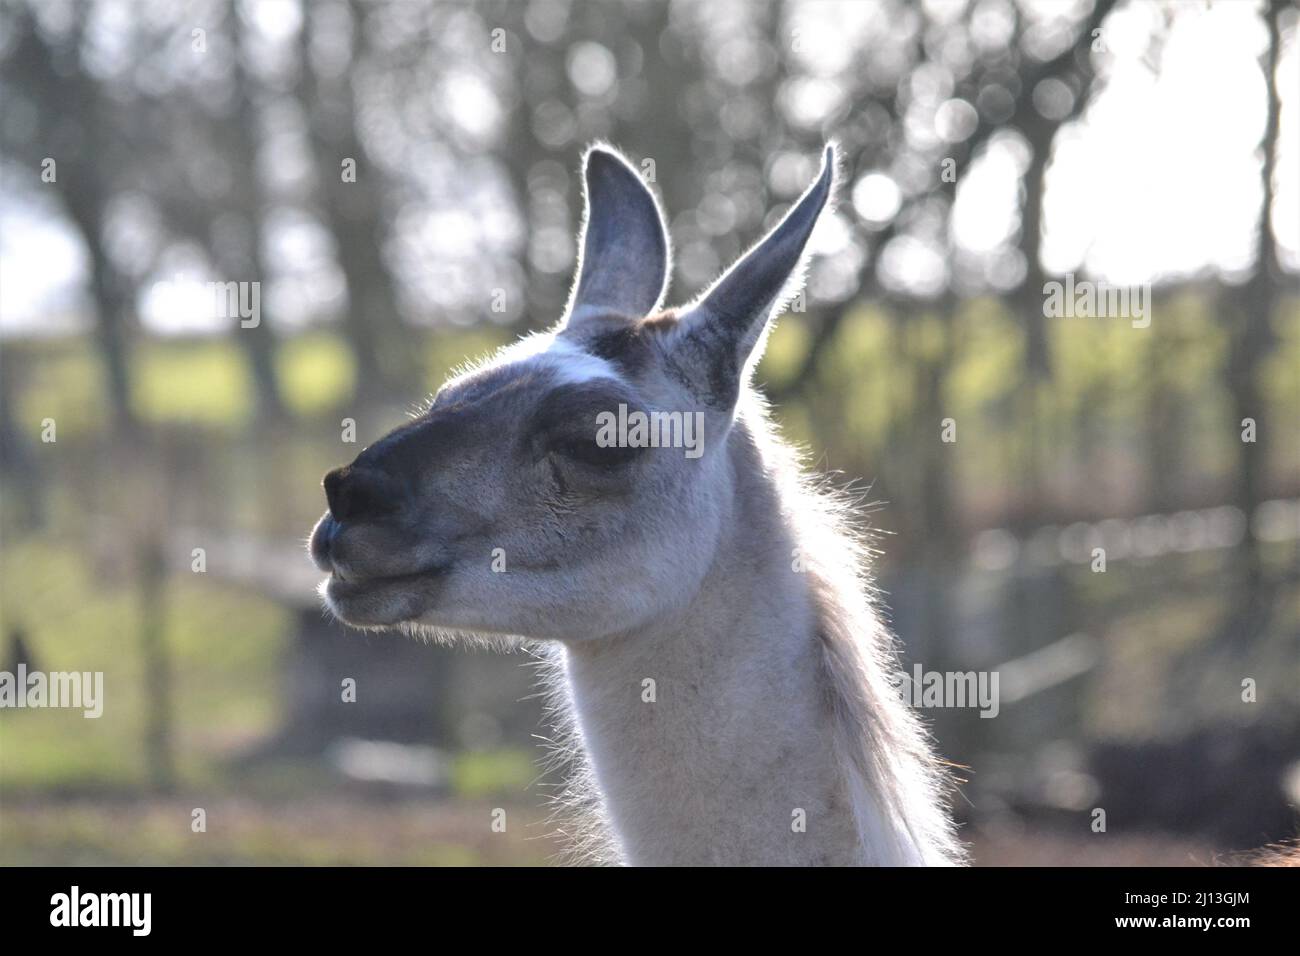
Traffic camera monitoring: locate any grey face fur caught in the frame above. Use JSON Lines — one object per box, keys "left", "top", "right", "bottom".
{"left": 309, "top": 144, "right": 835, "bottom": 641}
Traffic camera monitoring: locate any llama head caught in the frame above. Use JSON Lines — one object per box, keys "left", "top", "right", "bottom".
{"left": 310, "top": 143, "right": 836, "bottom": 639}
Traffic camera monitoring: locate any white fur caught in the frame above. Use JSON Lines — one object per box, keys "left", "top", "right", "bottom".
{"left": 545, "top": 392, "right": 964, "bottom": 865}
{"left": 490, "top": 331, "right": 627, "bottom": 387}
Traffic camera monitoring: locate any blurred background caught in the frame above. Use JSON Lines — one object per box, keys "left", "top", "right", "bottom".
{"left": 1, "top": 0, "right": 1297, "bottom": 866}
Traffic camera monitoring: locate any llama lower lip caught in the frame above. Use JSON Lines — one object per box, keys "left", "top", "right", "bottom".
{"left": 322, "top": 565, "right": 448, "bottom": 627}
{"left": 326, "top": 564, "right": 448, "bottom": 597}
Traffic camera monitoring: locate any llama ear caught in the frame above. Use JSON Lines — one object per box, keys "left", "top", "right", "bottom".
{"left": 564, "top": 145, "right": 670, "bottom": 327}
{"left": 676, "top": 145, "right": 836, "bottom": 404}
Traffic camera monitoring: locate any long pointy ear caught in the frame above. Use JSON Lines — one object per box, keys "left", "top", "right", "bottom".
{"left": 563, "top": 145, "right": 670, "bottom": 327}
{"left": 676, "top": 145, "right": 836, "bottom": 405}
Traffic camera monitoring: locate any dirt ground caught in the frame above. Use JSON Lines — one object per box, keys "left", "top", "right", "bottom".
{"left": 0, "top": 793, "right": 1232, "bottom": 867}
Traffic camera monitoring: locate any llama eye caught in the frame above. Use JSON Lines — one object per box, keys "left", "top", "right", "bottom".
{"left": 550, "top": 434, "right": 643, "bottom": 469}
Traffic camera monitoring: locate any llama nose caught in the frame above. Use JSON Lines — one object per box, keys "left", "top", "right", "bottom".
{"left": 323, "top": 466, "right": 400, "bottom": 523}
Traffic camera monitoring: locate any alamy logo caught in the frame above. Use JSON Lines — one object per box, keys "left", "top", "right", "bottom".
{"left": 595, "top": 403, "right": 705, "bottom": 459}
{"left": 153, "top": 273, "right": 261, "bottom": 328}
{"left": 898, "top": 665, "right": 1000, "bottom": 718}
{"left": 50, "top": 886, "right": 151, "bottom": 936}
{"left": 1043, "top": 274, "right": 1151, "bottom": 329}
{"left": 0, "top": 665, "right": 103, "bottom": 718}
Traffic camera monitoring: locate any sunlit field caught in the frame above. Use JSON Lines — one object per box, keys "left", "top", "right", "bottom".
{"left": 1, "top": 0, "right": 1297, "bottom": 870}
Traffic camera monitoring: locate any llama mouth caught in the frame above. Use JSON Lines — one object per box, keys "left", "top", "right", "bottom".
{"left": 321, "top": 564, "right": 449, "bottom": 626}
{"left": 326, "top": 563, "right": 448, "bottom": 594}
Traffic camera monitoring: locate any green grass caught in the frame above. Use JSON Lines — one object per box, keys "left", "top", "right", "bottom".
{"left": 10, "top": 343, "right": 107, "bottom": 436}
{"left": 135, "top": 339, "right": 255, "bottom": 426}
{"left": 277, "top": 332, "right": 358, "bottom": 416}
{"left": 451, "top": 748, "right": 538, "bottom": 798}
{"left": 0, "top": 536, "right": 556, "bottom": 865}
{"left": 6, "top": 328, "right": 517, "bottom": 439}
{"left": 0, "top": 796, "right": 554, "bottom": 865}
{"left": 0, "top": 538, "right": 288, "bottom": 791}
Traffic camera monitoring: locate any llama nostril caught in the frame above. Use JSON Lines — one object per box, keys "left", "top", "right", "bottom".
{"left": 323, "top": 467, "right": 350, "bottom": 520}
{"left": 323, "top": 465, "right": 400, "bottom": 523}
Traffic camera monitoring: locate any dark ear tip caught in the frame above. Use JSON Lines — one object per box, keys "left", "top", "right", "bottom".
{"left": 585, "top": 145, "right": 634, "bottom": 182}
{"left": 820, "top": 143, "right": 838, "bottom": 186}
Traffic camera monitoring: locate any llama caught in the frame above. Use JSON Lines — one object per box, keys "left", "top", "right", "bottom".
{"left": 308, "top": 143, "right": 965, "bottom": 865}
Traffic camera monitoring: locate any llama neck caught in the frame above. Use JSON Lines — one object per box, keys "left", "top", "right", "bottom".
{"left": 560, "top": 416, "right": 943, "bottom": 866}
